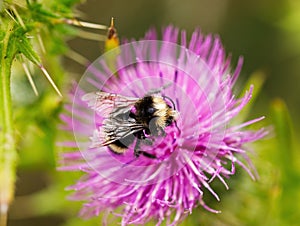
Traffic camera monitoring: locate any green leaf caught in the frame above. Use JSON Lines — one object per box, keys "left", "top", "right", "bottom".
{"left": 16, "top": 35, "right": 41, "bottom": 66}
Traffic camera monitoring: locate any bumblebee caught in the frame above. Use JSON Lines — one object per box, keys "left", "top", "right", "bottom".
{"left": 82, "top": 91, "right": 179, "bottom": 158}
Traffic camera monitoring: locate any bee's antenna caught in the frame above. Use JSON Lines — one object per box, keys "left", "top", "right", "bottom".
{"left": 162, "top": 95, "right": 176, "bottom": 110}
{"left": 174, "top": 121, "right": 181, "bottom": 135}
{"left": 162, "top": 95, "right": 181, "bottom": 134}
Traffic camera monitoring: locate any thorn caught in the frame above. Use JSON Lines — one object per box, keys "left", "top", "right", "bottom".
{"left": 60, "top": 18, "right": 108, "bottom": 30}
{"left": 10, "top": 6, "right": 25, "bottom": 29}
{"left": 37, "top": 33, "right": 46, "bottom": 53}
{"left": 104, "top": 17, "right": 119, "bottom": 52}
{"left": 39, "top": 65, "right": 62, "bottom": 97}
{"left": 4, "top": 9, "right": 18, "bottom": 24}
{"left": 65, "top": 48, "right": 90, "bottom": 66}
{"left": 22, "top": 61, "right": 39, "bottom": 96}
{"left": 107, "top": 17, "right": 118, "bottom": 40}
{"left": 110, "top": 17, "right": 114, "bottom": 28}
{"left": 76, "top": 30, "right": 107, "bottom": 41}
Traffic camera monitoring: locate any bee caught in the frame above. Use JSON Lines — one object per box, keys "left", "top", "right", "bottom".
{"left": 82, "top": 91, "right": 179, "bottom": 159}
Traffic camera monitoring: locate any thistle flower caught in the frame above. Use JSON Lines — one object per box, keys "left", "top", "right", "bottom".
{"left": 60, "top": 26, "right": 267, "bottom": 225}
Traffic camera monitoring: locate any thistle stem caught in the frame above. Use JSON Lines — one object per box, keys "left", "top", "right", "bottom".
{"left": 0, "top": 21, "right": 18, "bottom": 226}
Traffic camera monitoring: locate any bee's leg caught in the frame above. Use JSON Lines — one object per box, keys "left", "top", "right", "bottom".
{"left": 135, "top": 147, "right": 156, "bottom": 159}
{"left": 134, "top": 133, "right": 156, "bottom": 159}
{"left": 157, "top": 127, "right": 166, "bottom": 137}
{"left": 138, "top": 129, "right": 153, "bottom": 145}
{"left": 133, "top": 132, "right": 144, "bottom": 158}
{"left": 140, "top": 151, "right": 156, "bottom": 159}
{"left": 134, "top": 139, "right": 142, "bottom": 158}
{"left": 143, "top": 138, "right": 153, "bottom": 146}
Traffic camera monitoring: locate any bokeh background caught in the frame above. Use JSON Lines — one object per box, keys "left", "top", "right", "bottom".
{"left": 8, "top": 0, "right": 300, "bottom": 225}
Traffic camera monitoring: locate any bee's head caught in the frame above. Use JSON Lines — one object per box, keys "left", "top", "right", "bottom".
{"left": 151, "top": 96, "right": 179, "bottom": 129}
{"left": 165, "top": 109, "right": 179, "bottom": 126}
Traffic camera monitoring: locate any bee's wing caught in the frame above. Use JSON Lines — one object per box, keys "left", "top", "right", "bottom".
{"left": 82, "top": 91, "right": 139, "bottom": 117}
{"left": 82, "top": 91, "right": 144, "bottom": 148}
{"left": 91, "top": 118, "right": 145, "bottom": 147}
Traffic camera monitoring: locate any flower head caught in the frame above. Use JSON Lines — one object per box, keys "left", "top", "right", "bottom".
{"left": 60, "top": 26, "right": 267, "bottom": 225}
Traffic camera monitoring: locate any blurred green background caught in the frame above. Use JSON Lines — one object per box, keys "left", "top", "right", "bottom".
{"left": 8, "top": 0, "right": 300, "bottom": 225}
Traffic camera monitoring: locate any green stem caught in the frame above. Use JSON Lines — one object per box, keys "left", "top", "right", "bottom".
{"left": 0, "top": 21, "right": 17, "bottom": 226}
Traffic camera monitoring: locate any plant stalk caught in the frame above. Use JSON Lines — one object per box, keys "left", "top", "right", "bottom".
{"left": 0, "top": 21, "right": 18, "bottom": 226}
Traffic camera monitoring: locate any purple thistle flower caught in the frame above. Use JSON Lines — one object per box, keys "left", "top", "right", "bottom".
{"left": 60, "top": 26, "right": 267, "bottom": 225}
